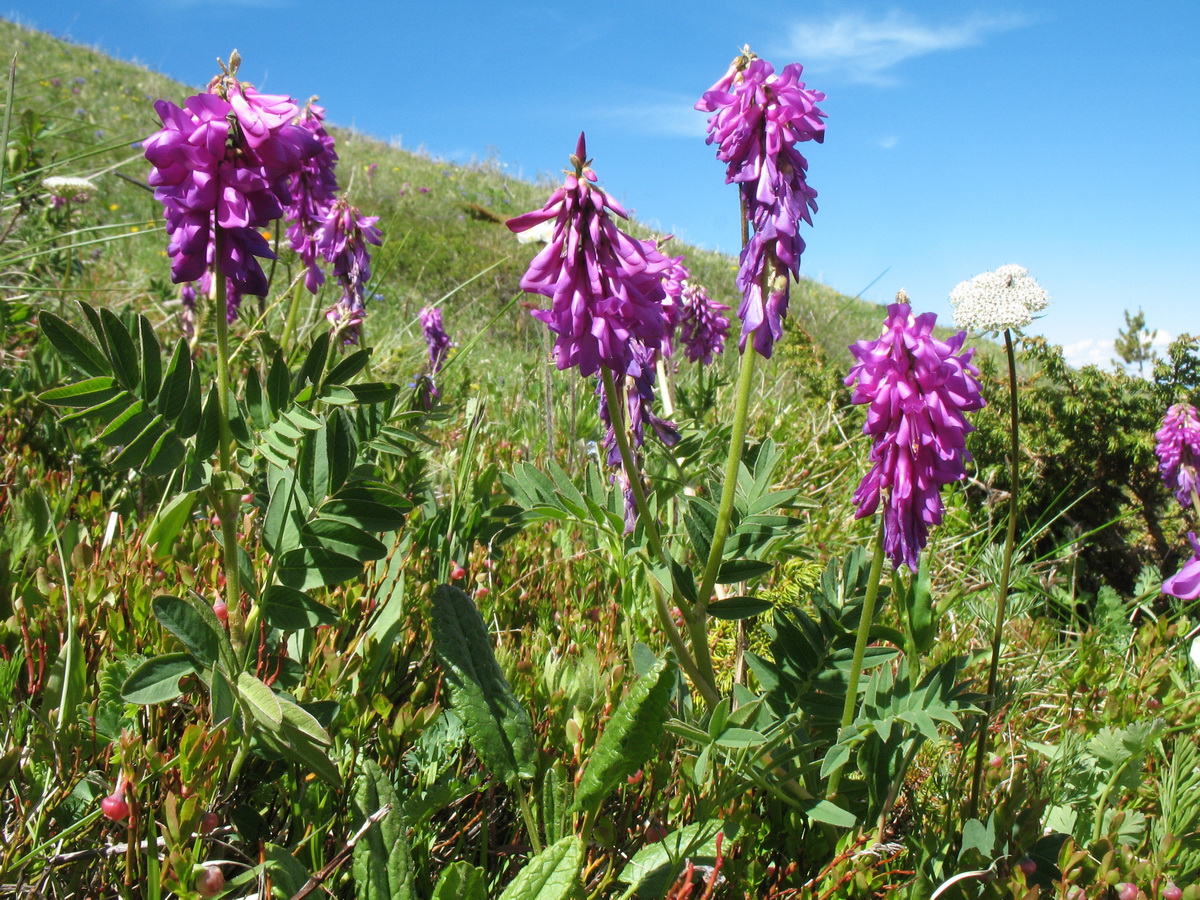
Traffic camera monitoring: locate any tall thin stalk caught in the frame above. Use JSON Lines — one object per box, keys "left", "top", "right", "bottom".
{"left": 968, "top": 328, "right": 1020, "bottom": 816}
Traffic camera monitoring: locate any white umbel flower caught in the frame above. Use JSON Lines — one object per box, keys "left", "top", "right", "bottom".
{"left": 949, "top": 264, "right": 1049, "bottom": 332}
{"left": 42, "top": 175, "right": 96, "bottom": 201}
{"left": 515, "top": 217, "right": 554, "bottom": 245}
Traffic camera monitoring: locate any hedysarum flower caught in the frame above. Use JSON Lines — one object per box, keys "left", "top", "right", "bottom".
{"left": 846, "top": 298, "right": 986, "bottom": 571}
{"left": 1163, "top": 533, "right": 1200, "bottom": 600}
{"left": 285, "top": 100, "right": 339, "bottom": 293}
{"left": 506, "top": 133, "right": 671, "bottom": 378}
{"left": 317, "top": 198, "right": 382, "bottom": 344}
{"left": 696, "top": 48, "right": 825, "bottom": 358}
{"left": 678, "top": 282, "right": 730, "bottom": 365}
{"left": 949, "top": 264, "right": 1050, "bottom": 333}
{"left": 419, "top": 306, "right": 451, "bottom": 375}
{"left": 143, "top": 56, "right": 320, "bottom": 296}
{"left": 1155, "top": 403, "right": 1200, "bottom": 508}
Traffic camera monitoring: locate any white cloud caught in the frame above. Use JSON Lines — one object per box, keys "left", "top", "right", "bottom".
{"left": 1062, "top": 329, "right": 1174, "bottom": 371}
{"left": 876, "top": 134, "right": 899, "bottom": 149}
{"left": 778, "top": 10, "right": 1028, "bottom": 85}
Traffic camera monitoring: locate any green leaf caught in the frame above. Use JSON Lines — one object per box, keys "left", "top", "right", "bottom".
{"left": 277, "top": 547, "right": 363, "bottom": 590}
{"left": 497, "top": 835, "right": 584, "bottom": 900}
{"left": 320, "top": 497, "right": 407, "bottom": 533}
{"left": 261, "top": 585, "right": 339, "bottom": 630}
{"left": 302, "top": 518, "right": 389, "bottom": 562}
{"left": 716, "top": 558, "right": 773, "bottom": 584}
{"left": 801, "top": 799, "right": 858, "bottom": 828}
{"left": 431, "top": 584, "right": 536, "bottom": 783}
{"left": 237, "top": 671, "right": 283, "bottom": 729}
{"left": 618, "top": 821, "right": 730, "bottom": 900}
{"left": 346, "top": 381, "right": 401, "bottom": 405}
{"left": 574, "top": 659, "right": 674, "bottom": 816}
{"left": 145, "top": 491, "right": 198, "bottom": 557}
{"left": 40, "top": 310, "right": 108, "bottom": 376}
{"left": 325, "top": 348, "right": 371, "bottom": 386}
{"left": 351, "top": 759, "right": 414, "bottom": 900}
{"left": 99, "top": 307, "right": 140, "bottom": 390}
{"left": 295, "top": 331, "right": 331, "bottom": 393}
{"left": 707, "top": 596, "right": 773, "bottom": 620}
{"left": 157, "top": 339, "right": 193, "bottom": 422}
{"left": 121, "top": 652, "right": 198, "bottom": 704}
{"left": 278, "top": 694, "right": 332, "bottom": 746}
{"left": 432, "top": 862, "right": 487, "bottom": 900}
{"left": 151, "top": 594, "right": 222, "bottom": 666}
{"left": 39, "top": 375, "right": 118, "bottom": 407}
{"left": 110, "top": 415, "right": 169, "bottom": 470}
{"left": 96, "top": 398, "right": 152, "bottom": 446}
{"left": 136, "top": 314, "right": 162, "bottom": 403}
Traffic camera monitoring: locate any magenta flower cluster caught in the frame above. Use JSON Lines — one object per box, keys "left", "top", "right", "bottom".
{"left": 285, "top": 101, "right": 341, "bottom": 294}
{"left": 846, "top": 302, "right": 985, "bottom": 571}
{"left": 678, "top": 283, "right": 730, "bottom": 366}
{"left": 143, "top": 76, "right": 321, "bottom": 297}
{"left": 1155, "top": 403, "right": 1200, "bottom": 509}
{"left": 420, "top": 307, "right": 451, "bottom": 374}
{"left": 696, "top": 49, "right": 826, "bottom": 358}
{"left": 506, "top": 134, "right": 671, "bottom": 378}
{"left": 319, "top": 198, "right": 382, "bottom": 344}
{"left": 1163, "top": 533, "right": 1200, "bottom": 600}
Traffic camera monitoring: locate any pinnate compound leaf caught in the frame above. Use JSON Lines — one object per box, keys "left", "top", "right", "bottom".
{"left": 351, "top": 759, "right": 414, "bottom": 900}
{"left": 497, "top": 835, "right": 584, "bottom": 900}
{"left": 121, "top": 652, "right": 198, "bottom": 704}
{"left": 575, "top": 659, "right": 674, "bottom": 816}
{"left": 431, "top": 584, "right": 536, "bottom": 783}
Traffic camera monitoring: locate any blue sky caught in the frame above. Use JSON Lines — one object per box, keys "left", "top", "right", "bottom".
{"left": 5, "top": 1, "right": 1198, "bottom": 366}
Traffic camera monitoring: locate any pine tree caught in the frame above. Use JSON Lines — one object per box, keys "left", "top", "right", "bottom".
{"left": 1114, "top": 307, "right": 1154, "bottom": 375}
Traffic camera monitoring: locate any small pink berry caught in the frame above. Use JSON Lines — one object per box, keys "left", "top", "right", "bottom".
{"left": 195, "top": 865, "right": 225, "bottom": 897}
{"left": 1163, "top": 884, "right": 1182, "bottom": 900}
{"left": 450, "top": 565, "right": 466, "bottom": 581}
{"left": 212, "top": 601, "right": 228, "bottom": 625}
{"left": 1017, "top": 857, "right": 1037, "bottom": 876}
{"left": 989, "top": 755, "right": 1004, "bottom": 769}
{"left": 200, "top": 811, "right": 220, "bottom": 834}
{"left": 1118, "top": 882, "right": 1139, "bottom": 900}
{"left": 101, "top": 794, "right": 129, "bottom": 821}
{"left": 474, "top": 586, "right": 489, "bottom": 599}
{"left": 627, "top": 769, "right": 644, "bottom": 786}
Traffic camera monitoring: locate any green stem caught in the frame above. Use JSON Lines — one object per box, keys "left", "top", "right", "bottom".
{"left": 828, "top": 516, "right": 887, "bottom": 799}
{"left": 514, "top": 783, "right": 543, "bottom": 855}
{"left": 278, "top": 277, "right": 305, "bottom": 357}
{"left": 600, "top": 368, "right": 720, "bottom": 708}
{"left": 696, "top": 347, "right": 757, "bottom": 615}
{"left": 968, "top": 328, "right": 1021, "bottom": 817}
{"left": 212, "top": 232, "right": 246, "bottom": 656}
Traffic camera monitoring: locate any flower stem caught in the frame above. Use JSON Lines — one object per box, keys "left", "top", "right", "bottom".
{"left": 828, "top": 516, "right": 886, "bottom": 799}
{"left": 278, "top": 277, "right": 305, "bottom": 356}
{"left": 212, "top": 234, "right": 245, "bottom": 656}
{"left": 600, "top": 367, "right": 720, "bottom": 707}
{"left": 968, "top": 328, "right": 1021, "bottom": 817}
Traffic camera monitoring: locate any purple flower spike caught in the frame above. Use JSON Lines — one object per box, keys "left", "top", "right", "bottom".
{"left": 679, "top": 282, "right": 730, "bottom": 366}
{"left": 846, "top": 299, "right": 985, "bottom": 571}
{"left": 696, "top": 49, "right": 826, "bottom": 358}
{"left": 506, "top": 133, "right": 671, "bottom": 378}
{"left": 285, "top": 100, "right": 340, "bottom": 293}
{"left": 1163, "top": 533, "right": 1200, "bottom": 600}
{"left": 1155, "top": 403, "right": 1200, "bottom": 509}
{"left": 144, "top": 60, "right": 321, "bottom": 298}
{"left": 419, "top": 306, "right": 451, "bottom": 375}
{"left": 318, "top": 198, "right": 382, "bottom": 344}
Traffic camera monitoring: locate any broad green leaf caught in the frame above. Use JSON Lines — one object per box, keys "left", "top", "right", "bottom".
{"left": 302, "top": 518, "right": 388, "bottom": 562}
{"left": 261, "top": 585, "right": 338, "bottom": 630}
{"left": 431, "top": 584, "right": 536, "bottom": 783}
{"left": 121, "top": 652, "right": 198, "bottom": 704}
{"left": 145, "top": 491, "right": 197, "bottom": 557}
{"left": 801, "top": 799, "right": 858, "bottom": 828}
{"left": 237, "top": 671, "right": 283, "bottom": 729}
{"left": 142, "top": 428, "right": 186, "bottom": 477}
{"left": 39, "top": 375, "right": 118, "bottom": 407}
{"left": 294, "top": 331, "right": 331, "bottom": 394}
{"left": 716, "top": 558, "right": 773, "bottom": 584}
{"left": 431, "top": 862, "right": 487, "bottom": 900}
{"left": 157, "top": 339, "right": 193, "bottom": 422}
{"left": 352, "top": 759, "right": 414, "bottom": 900}
{"left": 277, "top": 546, "right": 363, "bottom": 590}
{"left": 575, "top": 659, "right": 674, "bottom": 817}
{"left": 151, "top": 595, "right": 222, "bottom": 666}
{"left": 136, "top": 314, "right": 162, "bottom": 403}
{"left": 618, "top": 821, "right": 729, "bottom": 900}
{"left": 99, "top": 307, "right": 140, "bottom": 390}
{"left": 497, "top": 835, "right": 584, "bottom": 900}
{"left": 40, "top": 310, "right": 108, "bottom": 376}
{"left": 278, "top": 694, "right": 332, "bottom": 746}
{"left": 96, "top": 398, "right": 152, "bottom": 446}
{"left": 325, "top": 348, "right": 371, "bottom": 385}
{"left": 320, "top": 497, "right": 407, "bottom": 533}
{"left": 707, "top": 596, "right": 773, "bottom": 620}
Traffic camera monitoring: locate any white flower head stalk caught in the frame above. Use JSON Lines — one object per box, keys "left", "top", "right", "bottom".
{"left": 949, "top": 264, "right": 1049, "bottom": 333}
{"left": 43, "top": 175, "right": 96, "bottom": 202}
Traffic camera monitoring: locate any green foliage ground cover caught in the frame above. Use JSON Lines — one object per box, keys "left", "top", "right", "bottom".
{"left": 1, "top": 17, "right": 1199, "bottom": 900}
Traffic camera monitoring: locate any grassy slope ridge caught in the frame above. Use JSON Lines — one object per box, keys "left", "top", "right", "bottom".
{"left": 0, "top": 15, "right": 921, "bottom": 371}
